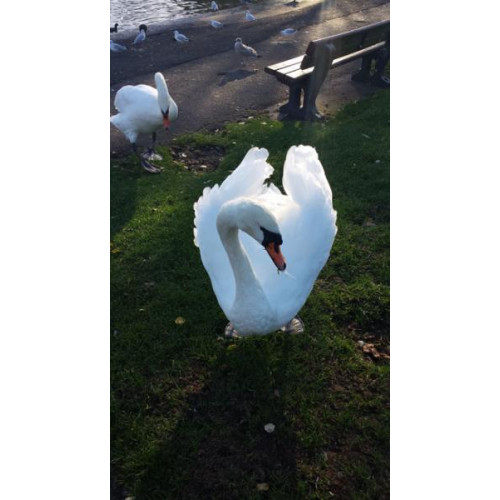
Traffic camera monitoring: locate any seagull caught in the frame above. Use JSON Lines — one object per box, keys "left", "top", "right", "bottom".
{"left": 110, "top": 23, "right": 118, "bottom": 33}
{"left": 110, "top": 40, "right": 127, "bottom": 52}
{"left": 211, "top": 20, "right": 224, "bottom": 29}
{"left": 280, "top": 28, "right": 297, "bottom": 35}
{"left": 234, "top": 37, "right": 260, "bottom": 57}
{"left": 173, "top": 30, "right": 190, "bottom": 43}
{"left": 245, "top": 10, "right": 256, "bottom": 21}
{"left": 133, "top": 24, "right": 147, "bottom": 44}
{"left": 211, "top": 0, "right": 218, "bottom": 10}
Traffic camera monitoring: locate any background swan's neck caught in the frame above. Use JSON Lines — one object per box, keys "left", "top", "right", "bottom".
{"left": 155, "top": 74, "right": 169, "bottom": 112}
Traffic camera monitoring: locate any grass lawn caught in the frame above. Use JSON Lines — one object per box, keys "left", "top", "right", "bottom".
{"left": 111, "top": 90, "right": 390, "bottom": 500}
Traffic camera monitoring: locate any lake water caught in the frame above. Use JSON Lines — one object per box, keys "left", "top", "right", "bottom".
{"left": 110, "top": 0, "right": 227, "bottom": 31}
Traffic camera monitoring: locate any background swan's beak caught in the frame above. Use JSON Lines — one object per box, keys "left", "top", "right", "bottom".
{"left": 163, "top": 117, "right": 171, "bottom": 129}
{"left": 266, "top": 243, "right": 286, "bottom": 271}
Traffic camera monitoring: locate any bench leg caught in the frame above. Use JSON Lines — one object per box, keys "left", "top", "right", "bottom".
{"left": 279, "top": 85, "right": 302, "bottom": 116}
{"left": 352, "top": 54, "right": 374, "bottom": 83}
{"left": 371, "top": 46, "right": 390, "bottom": 88}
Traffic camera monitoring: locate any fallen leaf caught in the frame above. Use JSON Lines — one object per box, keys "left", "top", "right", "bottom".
{"left": 361, "top": 343, "right": 390, "bottom": 360}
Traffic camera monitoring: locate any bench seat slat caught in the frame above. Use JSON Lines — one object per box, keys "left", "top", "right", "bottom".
{"left": 264, "top": 56, "right": 304, "bottom": 75}
{"left": 275, "top": 62, "right": 302, "bottom": 76}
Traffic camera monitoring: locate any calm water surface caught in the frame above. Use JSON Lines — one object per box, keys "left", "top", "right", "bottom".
{"left": 111, "top": 0, "right": 227, "bottom": 30}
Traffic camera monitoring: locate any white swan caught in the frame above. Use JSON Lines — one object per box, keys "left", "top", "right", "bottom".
{"left": 110, "top": 72, "right": 178, "bottom": 173}
{"left": 194, "top": 146, "right": 337, "bottom": 336}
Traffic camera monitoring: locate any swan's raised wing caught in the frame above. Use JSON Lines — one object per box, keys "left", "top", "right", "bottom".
{"left": 193, "top": 148, "right": 273, "bottom": 315}
{"left": 244, "top": 145, "right": 337, "bottom": 326}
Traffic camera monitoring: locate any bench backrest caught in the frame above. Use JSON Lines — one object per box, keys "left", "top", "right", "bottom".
{"left": 301, "top": 19, "right": 390, "bottom": 69}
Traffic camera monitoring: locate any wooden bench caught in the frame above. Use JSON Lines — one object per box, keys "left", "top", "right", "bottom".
{"left": 265, "top": 20, "right": 390, "bottom": 120}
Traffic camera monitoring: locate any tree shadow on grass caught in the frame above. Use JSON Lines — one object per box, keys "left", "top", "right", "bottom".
{"left": 110, "top": 162, "right": 141, "bottom": 240}
{"left": 134, "top": 335, "right": 303, "bottom": 500}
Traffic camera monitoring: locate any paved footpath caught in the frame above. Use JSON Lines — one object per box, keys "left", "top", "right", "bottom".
{"left": 110, "top": 0, "right": 389, "bottom": 156}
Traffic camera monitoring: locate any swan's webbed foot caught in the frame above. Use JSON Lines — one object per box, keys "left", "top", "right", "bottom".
{"left": 140, "top": 157, "right": 162, "bottom": 174}
{"left": 224, "top": 323, "right": 240, "bottom": 339}
{"left": 142, "top": 149, "right": 163, "bottom": 162}
{"left": 224, "top": 317, "right": 304, "bottom": 338}
{"left": 280, "top": 316, "right": 305, "bottom": 335}
{"left": 132, "top": 141, "right": 162, "bottom": 174}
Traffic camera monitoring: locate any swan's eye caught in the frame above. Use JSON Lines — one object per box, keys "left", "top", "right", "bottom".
{"left": 260, "top": 226, "right": 283, "bottom": 247}
{"left": 162, "top": 109, "right": 171, "bottom": 129}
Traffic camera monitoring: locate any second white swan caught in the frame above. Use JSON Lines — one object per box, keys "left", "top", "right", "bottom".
{"left": 193, "top": 146, "right": 337, "bottom": 336}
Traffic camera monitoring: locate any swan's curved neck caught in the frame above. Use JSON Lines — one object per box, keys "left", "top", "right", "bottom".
{"left": 155, "top": 76, "right": 169, "bottom": 111}
{"left": 217, "top": 203, "right": 265, "bottom": 306}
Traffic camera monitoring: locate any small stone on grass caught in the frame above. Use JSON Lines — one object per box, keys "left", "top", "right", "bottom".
{"left": 264, "top": 423, "right": 275, "bottom": 433}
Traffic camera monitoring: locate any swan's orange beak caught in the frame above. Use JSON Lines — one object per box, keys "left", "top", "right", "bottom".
{"left": 163, "top": 117, "right": 171, "bottom": 129}
{"left": 266, "top": 243, "right": 286, "bottom": 271}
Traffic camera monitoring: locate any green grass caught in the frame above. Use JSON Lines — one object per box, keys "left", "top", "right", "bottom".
{"left": 111, "top": 90, "right": 390, "bottom": 499}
